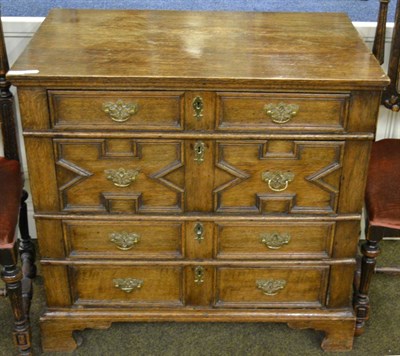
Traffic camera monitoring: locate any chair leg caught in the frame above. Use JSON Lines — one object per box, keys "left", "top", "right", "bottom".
{"left": 18, "top": 190, "right": 36, "bottom": 279}
{"left": 353, "top": 233, "right": 382, "bottom": 336}
{"left": 1, "top": 261, "right": 32, "bottom": 355}
{"left": 18, "top": 189, "right": 36, "bottom": 322}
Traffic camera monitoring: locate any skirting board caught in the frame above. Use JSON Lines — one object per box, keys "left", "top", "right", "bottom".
{"left": 2, "top": 17, "right": 399, "bottom": 238}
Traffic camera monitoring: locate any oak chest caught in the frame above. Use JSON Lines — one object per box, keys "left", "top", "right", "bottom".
{"left": 9, "top": 9, "right": 388, "bottom": 352}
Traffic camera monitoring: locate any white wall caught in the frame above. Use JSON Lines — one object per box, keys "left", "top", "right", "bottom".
{"left": 2, "top": 18, "right": 399, "bottom": 238}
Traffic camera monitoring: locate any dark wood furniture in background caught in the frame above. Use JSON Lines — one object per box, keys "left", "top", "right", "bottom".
{"left": 353, "top": 0, "right": 400, "bottom": 336}
{"left": 373, "top": 0, "right": 400, "bottom": 109}
{"left": 0, "top": 19, "right": 36, "bottom": 356}
{"left": 8, "top": 9, "right": 388, "bottom": 352}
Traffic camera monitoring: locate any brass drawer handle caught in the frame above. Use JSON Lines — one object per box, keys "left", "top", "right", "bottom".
{"left": 260, "top": 232, "right": 291, "bottom": 250}
{"left": 113, "top": 278, "right": 143, "bottom": 293}
{"left": 102, "top": 99, "right": 138, "bottom": 122}
{"left": 194, "top": 141, "right": 206, "bottom": 164}
{"left": 264, "top": 102, "right": 299, "bottom": 124}
{"left": 256, "top": 279, "right": 287, "bottom": 296}
{"left": 110, "top": 232, "right": 140, "bottom": 250}
{"left": 261, "top": 171, "right": 294, "bottom": 192}
{"left": 192, "top": 96, "right": 204, "bottom": 121}
{"left": 105, "top": 168, "right": 139, "bottom": 187}
{"left": 194, "top": 222, "right": 204, "bottom": 243}
{"left": 194, "top": 266, "right": 205, "bottom": 284}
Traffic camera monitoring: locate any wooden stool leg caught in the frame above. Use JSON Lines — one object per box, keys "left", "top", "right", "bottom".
{"left": 1, "top": 259, "right": 32, "bottom": 355}
{"left": 353, "top": 229, "right": 382, "bottom": 336}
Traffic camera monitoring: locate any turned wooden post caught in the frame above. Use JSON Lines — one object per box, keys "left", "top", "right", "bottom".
{"left": 353, "top": 224, "right": 382, "bottom": 335}
{"left": 0, "top": 14, "right": 19, "bottom": 160}
{"left": 0, "top": 247, "right": 32, "bottom": 355}
{"left": 377, "top": 0, "right": 400, "bottom": 110}
{"left": 19, "top": 188, "right": 36, "bottom": 318}
{"left": 373, "top": 0, "right": 390, "bottom": 64}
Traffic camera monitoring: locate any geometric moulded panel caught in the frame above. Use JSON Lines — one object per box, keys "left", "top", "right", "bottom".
{"left": 213, "top": 140, "right": 344, "bottom": 214}
{"left": 55, "top": 138, "right": 184, "bottom": 213}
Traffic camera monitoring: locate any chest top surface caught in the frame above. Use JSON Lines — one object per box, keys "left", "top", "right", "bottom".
{"left": 9, "top": 9, "right": 388, "bottom": 89}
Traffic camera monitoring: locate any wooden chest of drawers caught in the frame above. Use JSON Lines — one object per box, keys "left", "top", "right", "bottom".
{"left": 9, "top": 9, "right": 388, "bottom": 352}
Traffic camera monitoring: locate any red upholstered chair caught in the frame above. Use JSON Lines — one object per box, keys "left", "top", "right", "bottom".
{"left": 353, "top": 0, "right": 400, "bottom": 336}
{"left": 353, "top": 139, "right": 400, "bottom": 333}
{"left": 365, "top": 139, "right": 400, "bottom": 266}
{"left": 0, "top": 19, "right": 36, "bottom": 355}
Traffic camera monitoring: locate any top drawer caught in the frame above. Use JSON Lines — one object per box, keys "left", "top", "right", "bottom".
{"left": 216, "top": 93, "right": 349, "bottom": 132}
{"left": 49, "top": 90, "right": 184, "bottom": 131}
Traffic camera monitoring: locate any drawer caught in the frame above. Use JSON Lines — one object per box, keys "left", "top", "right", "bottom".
{"left": 70, "top": 265, "right": 184, "bottom": 307}
{"left": 49, "top": 90, "right": 184, "bottom": 130}
{"left": 213, "top": 140, "right": 344, "bottom": 214}
{"left": 215, "top": 266, "right": 329, "bottom": 308}
{"left": 216, "top": 92, "right": 349, "bottom": 132}
{"left": 63, "top": 220, "right": 184, "bottom": 259}
{"left": 215, "top": 221, "right": 335, "bottom": 259}
{"left": 54, "top": 138, "right": 184, "bottom": 214}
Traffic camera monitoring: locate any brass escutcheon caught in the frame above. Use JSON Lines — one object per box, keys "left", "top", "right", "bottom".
{"left": 264, "top": 102, "right": 299, "bottom": 124}
{"left": 109, "top": 231, "right": 140, "bottom": 250}
{"left": 104, "top": 168, "right": 139, "bottom": 187}
{"left": 194, "top": 222, "right": 205, "bottom": 243}
{"left": 192, "top": 96, "right": 204, "bottom": 120}
{"left": 102, "top": 99, "right": 138, "bottom": 122}
{"left": 113, "top": 278, "right": 143, "bottom": 293}
{"left": 260, "top": 232, "right": 291, "bottom": 250}
{"left": 261, "top": 171, "right": 294, "bottom": 192}
{"left": 256, "top": 279, "right": 287, "bottom": 296}
{"left": 194, "top": 141, "right": 206, "bottom": 164}
{"left": 194, "top": 266, "right": 205, "bottom": 284}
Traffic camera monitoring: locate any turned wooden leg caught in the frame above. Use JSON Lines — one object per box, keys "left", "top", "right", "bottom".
{"left": 18, "top": 190, "right": 36, "bottom": 319}
{"left": 1, "top": 261, "right": 32, "bottom": 355}
{"left": 18, "top": 190, "right": 36, "bottom": 279}
{"left": 353, "top": 233, "right": 381, "bottom": 336}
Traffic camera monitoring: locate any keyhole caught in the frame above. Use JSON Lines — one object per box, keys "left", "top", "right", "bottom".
{"left": 195, "top": 225, "right": 202, "bottom": 235}
{"left": 194, "top": 266, "right": 204, "bottom": 284}
{"left": 194, "top": 223, "right": 204, "bottom": 243}
{"left": 194, "top": 141, "right": 206, "bottom": 164}
{"left": 192, "top": 96, "right": 203, "bottom": 120}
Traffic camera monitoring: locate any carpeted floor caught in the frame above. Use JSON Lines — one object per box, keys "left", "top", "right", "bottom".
{"left": 0, "top": 241, "right": 399, "bottom": 356}
{"left": 0, "top": 0, "right": 397, "bottom": 22}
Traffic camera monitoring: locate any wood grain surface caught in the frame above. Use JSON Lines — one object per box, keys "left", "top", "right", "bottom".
{"left": 9, "top": 9, "right": 388, "bottom": 89}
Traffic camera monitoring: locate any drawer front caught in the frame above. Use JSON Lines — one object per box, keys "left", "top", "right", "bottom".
{"left": 49, "top": 90, "right": 184, "bottom": 130}
{"left": 215, "top": 266, "right": 329, "bottom": 308}
{"left": 55, "top": 138, "right": 184, "bottom": 213}
{"left": 213, "top": 140, "right": 344, "bottom": 214}
{"left": 216, "top": 93, "right": 349, "bottom": 132}
{"left": 54, "top": 138, "right": 344, "bottom": 214}
{"left": 215, "top": 221, "right": 335, "bottom": 259}
{"left": 71, "top": 265, "right": 184, "bottom": 307}
{"left": 64, "top": 220, "right": 184, "bottom": 259}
